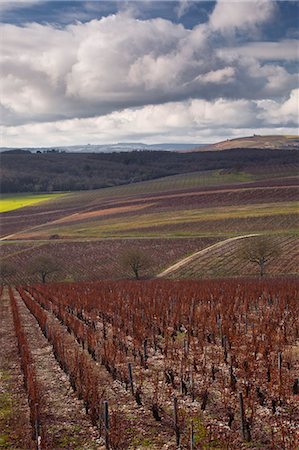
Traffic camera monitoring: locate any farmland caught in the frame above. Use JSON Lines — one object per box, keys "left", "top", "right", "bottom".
{"left": 2, "top": 0, "right": 299, "bottom": 446}
{"left": 0, "top": 238, "right": 218, "bottom": 285}
{"left": 0, "top": 149, "right": 298, "bottom": 449}
{"left": 159, "top": 235, "right": 299, "bottom": 279}
{"left": 1, "top": 169, "right": 297, "bottom": 238}
{"left": 1, "top": 177, "right": 298, "bottom": 241}
{"left": 0, "top": 193, "right": 66, "bottom": 213}
{"left": 1, "top": 279, "right": 298, "bottom": 448}
{"left": 1, "top": 165, "right": 298, "bottom": 281}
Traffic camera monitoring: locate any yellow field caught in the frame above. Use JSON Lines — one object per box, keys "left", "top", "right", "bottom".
{"left": 0, "top": 193, "right": 66, "bottom": 213}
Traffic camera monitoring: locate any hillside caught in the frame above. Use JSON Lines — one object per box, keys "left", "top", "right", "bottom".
{"left": 193, "top": 135, "right": 299, "bottom": 152}
{"left": 1, "top": 168, "right": 298, "bottom": 239}
{"left": 1, "top": 166, "right": 298, "bottom": 283}
{"left": 159, "top": 235, "right": 299, "bottom": 279}
{"left": 1, "top": 147, "right": 298, "bottom": 193}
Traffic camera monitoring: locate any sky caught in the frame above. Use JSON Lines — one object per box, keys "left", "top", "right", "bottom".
{"left": 0, "top": 0, "right": 298, "bottom": 147}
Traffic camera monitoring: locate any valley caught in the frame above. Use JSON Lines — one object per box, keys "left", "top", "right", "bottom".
{"left": 1, "top": 143, "right": 298, "bottom": 449}
{"left": 2, "top": 0, "right": 299, "bottom": 446}
{"left": 1, "top": 159, "right": 298, "bottom": 283}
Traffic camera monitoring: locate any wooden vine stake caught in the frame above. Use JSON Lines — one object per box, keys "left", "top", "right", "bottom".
{"left": 278, "top": 351, "right": 283, "bottom": 400}
{"left": 293, "top": 378, "right": 299, "bottom": 395}
{"left": 173, "top": 396, "right": 180, "bottom": 447}
{"left": 278, "top": 352, "right": 282, "bottom": 380}
{"left": 143, "top": 339, "right": 148, "bottom": 363}
{"left": 190, "top": 420, "right": 194, "bottom": 450}
{"left": 35, "top": 404, "right": 41, "bottom": 450}
{"left": 217, "top": 314, "right": 222, "bottom": 342}
{"left": 104, "top": 400, "right": 109, "bottom": 450}
{"left": 128, "top": 362, "right": 134, "bottom": 395}
{"left": 190, "top": 368, "right": 195, "bottom": 402}
{"left": 239, "top": 392, "right": 250, "bottom": 442}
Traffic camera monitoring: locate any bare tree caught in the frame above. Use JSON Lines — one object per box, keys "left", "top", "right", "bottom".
{"left": 121, "top": 249, "right": 151, "bottom": 280}
{"left": 239, "top": 236, "right": 280, "bottom": 277}
{"left": 29, "top": 255, "right": 61, "bottom": 283}
{"left": 0, "top": 261, "right": 16, "bottom": 284}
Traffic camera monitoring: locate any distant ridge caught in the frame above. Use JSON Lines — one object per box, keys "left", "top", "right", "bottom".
{"left": 189, "top": 135, "right": 299, "bottom": 152}
{"left": 0, "top": 142, "right": 202, "bottom": 154}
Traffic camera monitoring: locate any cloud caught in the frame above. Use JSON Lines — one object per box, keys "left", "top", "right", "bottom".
{"left": 1, "top": 0, "right": 298, "bottom": 146}
{"left": 258, "top": 88, "right": 299, "bottom": 125}
{"left": 0, "top": 1, "right": 40, "bottom": 12}
{"left": 218, "top": 40, "right": 299, "bottom": 61}
{"left": 209, "top": 0, "right": 276, "bottom": 35}
{"left": 2, "top": 90, "right": 298, "bottom": 147}
{"left": 175, "top": 0, "right": 191, "bottom": 19}
{"left": 281, "top": 88, "right": 299, "bottom": 118}
{"left": 198, "top": 67, "right": 235, "bottom": 84}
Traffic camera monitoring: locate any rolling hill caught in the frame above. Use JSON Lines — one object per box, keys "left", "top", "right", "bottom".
{"left": 158, "top": 234, "right": 299, "bottom": 279}
{"left": 1, "top": 146, "right": 298, "bottom": 193}
{"left": 1, "top": 135, "right": 298, "bottom": 283}
{"left": 192, "top": 135, "right": 299, "bottom": 152}
{"left": 1, "top": 161, "right": 298, "bottom": 283}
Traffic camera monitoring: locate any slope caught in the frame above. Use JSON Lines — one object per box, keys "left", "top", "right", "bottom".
{"left": 1, "top": 147, "right": 297, "bottom": 193}
{"left": 194, "top": 135, "right": 299, "bottom": 152}
{"left": 159, "top": 234, "right": 299, "bottom": 279}
{"left": 1, "top": 166, "right": 298, "bottom": 283}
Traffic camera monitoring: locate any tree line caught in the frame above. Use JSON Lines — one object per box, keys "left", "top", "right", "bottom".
{"left": 1, "top": 149, "right": 296, "bottom": 193}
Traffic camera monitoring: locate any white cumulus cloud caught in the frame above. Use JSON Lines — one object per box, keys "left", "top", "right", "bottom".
{"left": 2, "top": 90, "right": 298, "bottom": 147}
{"left": 209, "top": 0, "right": 276, "bottom": 35}
{"left": 0, "top": 0, "right": 298, "bottom": 146}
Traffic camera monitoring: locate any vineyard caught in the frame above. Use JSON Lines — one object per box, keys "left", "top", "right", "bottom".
{"left": 1, "top": 172, "right": 297, "bottom": 240}
{"left": 160, "top": 235, "right": 299, "bottom": 279}
{"left": 1, "top": 235, "right": 298, "bottom": 285}
{"left": 0, "top": 237, "right": 219, "bottom": 284}
{"left": 1, "top": 278, "right": 298, "bottom": 449}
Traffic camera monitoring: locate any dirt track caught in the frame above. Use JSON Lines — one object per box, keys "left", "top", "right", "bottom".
{"left": 157, "top": 234, "right": 259, "bottom": 277}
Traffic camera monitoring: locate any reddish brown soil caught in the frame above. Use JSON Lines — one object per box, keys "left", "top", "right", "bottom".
{"left": 53, "top": 203, "right": 154, "bottom": 224}
{"left": 0, "top": 288, "right": 34, "bottom": 449}
{"left": 10, "top": 289, "right": 100, "bottom": 448}
{"left": 16, "top": 288, "right": 181, "bottom": 449}
{"left": 23, "top": 279, "right": 299, "bottom": 449}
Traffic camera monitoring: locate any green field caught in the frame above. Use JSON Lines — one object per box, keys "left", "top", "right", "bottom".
{"left": 0, "top": 193, "right": 66, "bottom": 213}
